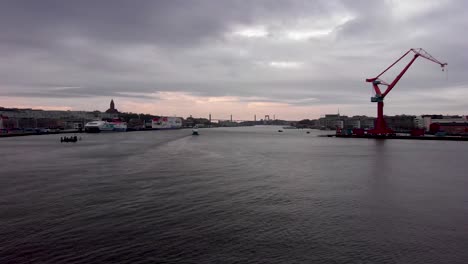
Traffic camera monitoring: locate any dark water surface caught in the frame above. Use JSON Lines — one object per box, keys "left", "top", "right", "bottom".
{"left": 1, "top": 126, "right": 468, "bottom": 263}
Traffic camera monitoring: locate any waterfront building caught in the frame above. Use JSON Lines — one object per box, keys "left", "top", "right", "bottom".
{"left": 414, "top": 116, "right": 425, "bottom": 129}
{"left": 438, "top": 122, "right": 468, "bottom": 135}
{"left": 344, "top": 118, "right": 361, "bottom": 129}
{"left": 359, "top": 117, "right": 375, "bottom": 129}
{"left": 318, "top": 114, "right": 375, "bottom": 130}
{"left": 17, "top": 118, "right": 36, "bottom": 129}
{"left": 424, "top": 115, "right": 468, "bottom": 134}
{"left": 419, "top": 115, "right": 467, "bottom": 132}
{"left": 384, "top": 115, "right": 416, "bottom": 131}
{"left": 318, "top": 114, "right": 347, "bottom": 129}
{"left": 0, "top": 115, "right": 17, "bottom": 130}
{"left": 0, "top": 106, "right": 117, "bottom": 129}
{"left": 127, "top": 118, "right": 144, "bottom": 130}
{"left": 151, "top": 116, "right": 183, "bottom": 129}
{"left": 36, "top": 118, "right": 60, "bottom": 129}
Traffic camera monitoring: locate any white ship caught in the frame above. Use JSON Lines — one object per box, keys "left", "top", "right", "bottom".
{"left": 192, "top": 125, "right": 199, "bottom": 135}
{"left": 84, "top": 120, "right": 127, "bottom": 133}
{"left": 152, "top": 116, "right": 182, "bottom": 130}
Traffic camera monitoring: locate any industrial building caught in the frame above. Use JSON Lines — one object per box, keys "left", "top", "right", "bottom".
{"left": 317, "top": 114, "right": 375, "bottom": 130}
{"left": 384, "top": 115, "right": 416, "bottom": 131}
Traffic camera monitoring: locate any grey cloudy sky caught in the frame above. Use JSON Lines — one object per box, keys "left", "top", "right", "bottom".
{"left": 0, "top": 0, "right": 466, "bottom": 119}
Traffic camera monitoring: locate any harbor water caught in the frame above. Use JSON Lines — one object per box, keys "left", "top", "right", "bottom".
{"left": 1, "top": 126, "right": 467, "bottom": 263}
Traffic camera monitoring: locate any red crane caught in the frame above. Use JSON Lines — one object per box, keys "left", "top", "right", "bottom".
{"left": 366, "top": 48, "right": 447, "bottom": 135}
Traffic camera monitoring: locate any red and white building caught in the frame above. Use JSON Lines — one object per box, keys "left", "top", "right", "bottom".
{"left": 151, "top": 116, "right": 182, "bottom": 129}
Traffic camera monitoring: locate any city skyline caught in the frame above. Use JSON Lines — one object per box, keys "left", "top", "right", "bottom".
{"left": 2, "top": 100, "right": 466, "bottom": 123}
{"left": 0, "top": 0, "right": 467, "bottom": 119}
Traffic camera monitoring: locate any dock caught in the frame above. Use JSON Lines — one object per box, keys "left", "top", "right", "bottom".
{"left": 323, "top": 134, "right": 468, "bottom": 141}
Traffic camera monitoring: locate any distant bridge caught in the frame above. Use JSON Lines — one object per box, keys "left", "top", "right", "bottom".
{"left": 208, "top": 114, "right": 274, "bottom": 123}
{"left": 210, "top": 119, "right": 254, "bottom": 122}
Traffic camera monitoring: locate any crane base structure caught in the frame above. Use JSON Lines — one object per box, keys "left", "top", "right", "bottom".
{"left": 366, "top": 48, "right": 447, "bottom": 136}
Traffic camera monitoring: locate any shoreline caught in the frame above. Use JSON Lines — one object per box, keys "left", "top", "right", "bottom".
{"left": 324, "top": 134, "right": 468, "bottom": 141}
{"left": 0, "top": 127, "right": 198, "bottom": 138}
{"left": 0, "top": 130, "right": 81, "bottom": 138}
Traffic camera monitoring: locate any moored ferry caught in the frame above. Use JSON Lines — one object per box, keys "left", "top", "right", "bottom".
{"left": 84, "top": 119, "right": 127, "bottom": 133}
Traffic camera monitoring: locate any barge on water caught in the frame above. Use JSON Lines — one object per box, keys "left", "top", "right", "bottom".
{"left": 328, "top": 127, "right": 468, "bottom": 141}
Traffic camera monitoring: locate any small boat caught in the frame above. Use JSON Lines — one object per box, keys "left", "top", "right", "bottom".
{"left": 60, "top": 136, "right": 78, "bottom": 143}
{"left": 278, "top": 130, "right": 283, "bottom": 132}
{"left": 192, "top": 125, "right": 199, "bottom": 135}
{"left": 306, "top": 131, "right": 310, "bottom": 134}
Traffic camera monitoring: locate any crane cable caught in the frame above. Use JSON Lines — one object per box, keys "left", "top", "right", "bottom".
{"left": 445, "top": 65, "right": 448, "bottom": 81}
{"left": 441, "top": 64, "right": 448, "bottom": 80}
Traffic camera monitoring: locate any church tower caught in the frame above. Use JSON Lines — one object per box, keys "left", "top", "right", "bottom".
{"left": 105, "top": 99, "right": 119, "bottom": 114}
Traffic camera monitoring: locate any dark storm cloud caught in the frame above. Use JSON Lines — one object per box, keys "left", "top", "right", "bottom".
{"left": 0, "top": 0, "right": 223, "bottom": 47}
{"left": 0, "top": 0, "right": 325, "bottom": 47}
{"left": 0, "top": 0, "right": 467, "bottom": 114}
